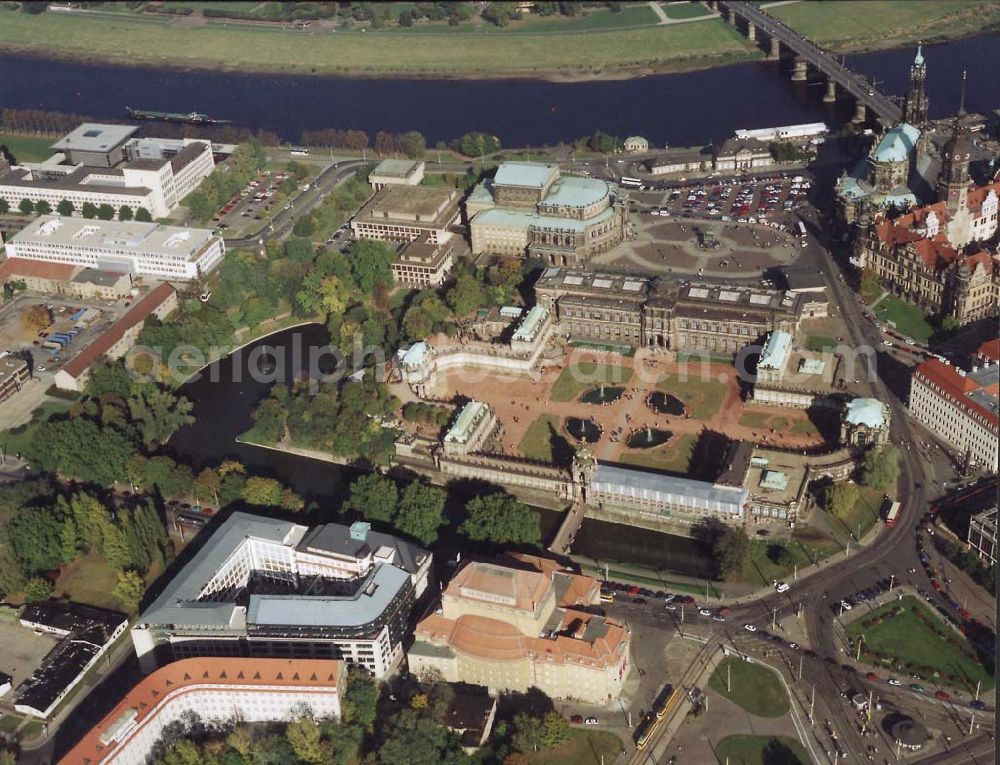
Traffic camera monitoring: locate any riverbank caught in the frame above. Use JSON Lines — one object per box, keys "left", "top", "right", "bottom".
{"left": 1, "top": 2, "right": 996, "bottom": 81}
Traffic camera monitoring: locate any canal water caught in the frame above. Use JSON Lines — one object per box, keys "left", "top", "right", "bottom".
{"left": 1, "top": 33, "right": 996, "bottom": 147}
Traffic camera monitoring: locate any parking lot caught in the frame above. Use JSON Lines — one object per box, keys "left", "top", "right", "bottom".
{"left": 0, "top": 619, "right": 58, "bottom": 696}
{"left": 211, "top": 169, "right": 300, "bottom": 235}
{"left": 650, "top": 174, "right": 812, "bottom": 227}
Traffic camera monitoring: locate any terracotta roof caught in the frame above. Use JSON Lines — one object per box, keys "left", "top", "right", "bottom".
{"left": 58, "top": 657, "right": 343, "bottom": 765}
{"left": 977, "top": 339, "right": 1000, "bottom": 364}
{"left": 499, "top": 552, "right": 599, "bottom": 608}
{"left": 448, "top": 561, "right": 549, "bottom": 613}
{"left": 966, "top": 180, "right": 1000, "bottom": 215}
{"left": 0, "top": 257, "right": 78, "bottom": 281}
{"left": 914, "top": 359, "right": 998, "bottom": 430}
{"left": 60, "top": 283, "right": 175, "bottom": 380}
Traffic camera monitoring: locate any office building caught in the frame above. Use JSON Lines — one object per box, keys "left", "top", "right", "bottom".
{"left": 351, "top": 185, "right": 460, "bottom": 245}
{"left": 409, "top": 554, "right": 630, "bottom": 704}
{"left": 6, "top": 216, "right": 225, "bottom": 281}
{"left": 909, "top": 359, "right": 998, "bottom": 472}
{"left": 57, "top": 658, "right": 345, "bottom": 765}
{"left": 369, "top": 159, "right": 425, "bottom": 190}
{"left": 967, "top": 508, "right": 997, "bottom": 565}
{"left": 0, "top": 124, "right": 214, "bottom": 219}
{"left": 132, "top": 513, "right": 432, "bottom": 678}
{"left": 391, "top": 234, "right": 455, "bottom": 288}
{"left": 467, "top": 162, "right": 630, "bottom": 267}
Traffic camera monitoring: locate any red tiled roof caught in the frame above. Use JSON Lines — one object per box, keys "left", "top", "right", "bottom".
{"left": 0, "top": 257, "right": 78, "bottom": 281}
{"left": 977, "top": 339, "right": 1000, "bottom": 364}
{"left": 914, "top": 359, "right": 998, "bottom": 430}
{"left": 60, "top": 283, "right": 175, "bottom": 380}
{"left": 58, "top": 658, "right": 344, "bottom": 765}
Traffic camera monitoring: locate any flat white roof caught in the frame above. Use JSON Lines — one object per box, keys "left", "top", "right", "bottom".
{"left": 52, "top": 123, "right": 139, "bottom": 153}
{"left": 13, "top": 216, "right": 216, "bottom": 261}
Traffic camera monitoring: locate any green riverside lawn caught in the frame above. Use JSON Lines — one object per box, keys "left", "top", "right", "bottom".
{"left": 0, "top": 133, "right": 56, "bottom": 163}
{"left": 846, "top": 596, "right": 994, "bottom": 692}
{"left": 708, "top": 657, "right": 790, "bottom": 717}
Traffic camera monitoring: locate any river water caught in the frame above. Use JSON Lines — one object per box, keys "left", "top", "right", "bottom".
{"left": 1, "top": 34, "right": 997, "bottom": 147}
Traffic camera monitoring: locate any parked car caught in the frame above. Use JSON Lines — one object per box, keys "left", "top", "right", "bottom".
{"left": 570, "top": 715, "right": 584, "bottom": 724}
{"left": 775, "top": 582, "right": 790, "bottom": 593}
{"left": 743, "top": 624, "right": 757, "bottom": 632}
{"left": 934, "top": 690, "right": 951, "bottom": 701}
{"left": 865, "top": 672, "right": 879, "bottom": 681}
{"left": 584, "top": 717, "right": 599, "bottom": 726}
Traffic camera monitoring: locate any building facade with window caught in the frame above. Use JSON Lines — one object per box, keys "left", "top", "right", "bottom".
{"left": 131, "top": 513, "right": 432, "bottom": 678}
{"left": 351, "top": 185, "right": 460, "bottom": 245}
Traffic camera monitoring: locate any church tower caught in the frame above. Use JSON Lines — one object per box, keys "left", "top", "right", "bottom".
{"left": 903, "top": 45, "right": 928, "bottom": 125}
{"left": 938, "top": 71, "right": 971, "bottom": 215}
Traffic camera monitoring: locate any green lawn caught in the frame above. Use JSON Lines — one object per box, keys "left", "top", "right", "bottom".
{"left": 873, "top": 295, "right": 934, "bottom": 343}
{"left": 0, "top": 133, "right": 55, "bottom": 163}
{"left": 519, "top": 414, "right": 568, "bottom": 462}
{"left": 662, "top": 2, "right": 712, "bottom": 20}
{"left": 527, "top": 729, "right": 622, "bottom": 765}
{"left": 828, "top": 484, "right": 885, "bottom": 541}
{"left": 790, "top": 418, "right": 818, "bottom": 436}
{"left": 515, "top": 4, "right": 660, "bottom": 32}
{"left": 619, "top": 431, "right": 697, "bottom": 475}
{"left": 770, "top": 0, "right": 1000, "bottom": 51}
{"left": 714, "top": 735, "right": 809, "bottom": 765}
{"left": 0, "top": 11, "right": 756, "bottom": 77}
{"left": 738, "top": 411, "right": 770, "bottom": 428}
{"left": 708, "top": 658, "right": 790, "bottom": 717}
{"left": 550, "top": 360, "right": 633, "bottom": 402}
{"left": 0, "top": 400, "right": 71, "bottom": 457}
{"left": 657, "top": 374, "right": 728, "bottom": 421}
{"left": 846, "top": 596, "right": 994, "bottom": 692}
{"left": 740, "top": 530, "right": 841, "bottom": 586}
{"left": 0, "top": 715, "right": 21, "bottom": 734}
{"left": 54, "top": 551, "right": 123, "bottom": 611}
{"left": 805, "top": 334, "right": 837, "bottom": 353}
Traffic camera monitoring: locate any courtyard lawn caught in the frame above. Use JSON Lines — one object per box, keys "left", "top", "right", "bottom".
{"left": 619, "top": 432, "right": 697, "bottom": 475}
{"left": 846, "top": 596, "right": 994, "bottom": 692}
{"left": 527, "top": 729, "right": 622, "bottom": 765}
{"left": 550, "top": 360, "right": 633, "bottom": 402}
{"left": 740, "top": 530, "right": 841, "bottom": 585}
{"left": 0, "top": 133, "right": 57, "bottom": 163}
{"left": 656, "top": 374, "right": 728, "bottom": 421}
{"left": 0, "top": 11, "right": 757, "bottom": 77}
{"left": 519, "top": 414, "right": 568, "bottom": 462}
{"left": 828, "top": 484, "right": 884, "bottom": 541}
{"left": 714, "top": 735, "right": 809, "bottom": 765}
{"left": 54, "top": 551, "right": 122, "bottom": 611}
{"left": 708, "top": 657, "right": 790, "bottom": 717}
{"left": 805, "top": 334, "right": 838, "bottom": 353}
{"left": 790, "top": 418, "right": 819, "bottom": 436}
{"left": 738, "top": 411, "right": 790, "bottom": 432}
{"left": 661, "top": 2, "right": 713, "bottom": 20}
{"left": 873, "top": 295, "right": 934, "bottom": 343}
{"left": 769, "top": 0, "right": 1000, "bottom": 51}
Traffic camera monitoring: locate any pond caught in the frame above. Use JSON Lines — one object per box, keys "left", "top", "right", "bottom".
{"left": 565, "top": 417, "right": 602, "bottom": 444}
{"left": 626, "top": 427, "right": 673, "bottom": 449}
{"left": 579, "top": 385, "right": 624, "bottom": 405}
{"left": 647, "top": 391, "right": 686, "bottom": 416}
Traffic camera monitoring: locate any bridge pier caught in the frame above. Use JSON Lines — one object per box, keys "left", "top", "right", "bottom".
{"left": 790, "top": 57, "right": 808, "bottom": 82}
{"left": 726, "top": 8, "right": 737, "bottom": 24}
{"left": 767, "top": 36, "right": 780, "bottom": 60}
{"left": 852, "top": 101, "right": 867, "bottom": 123}
{"left": 705, "top": 0, "right": 717, "bottom": 9}
{"left": 746, "top": 21, "right": 756, "bottom": 41}
{"left": 823, "top": 78, "right": 837, "bottom": 103}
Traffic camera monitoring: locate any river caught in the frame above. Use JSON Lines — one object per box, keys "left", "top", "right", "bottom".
{"left": 2, "top": 34, "right": 997, "bottom": 147}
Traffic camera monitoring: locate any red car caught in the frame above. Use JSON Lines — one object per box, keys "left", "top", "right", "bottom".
{"left": 570, "top": 715, "right": 583, "bottom": 724}
{"left": 865, "top": 672, "right": 879, "bottom": 681}
{"left": 628, "top": 586, "right": 641, "bottom": 596}
{"left": 934, "top": 690, "right": 951, "bottom": 701}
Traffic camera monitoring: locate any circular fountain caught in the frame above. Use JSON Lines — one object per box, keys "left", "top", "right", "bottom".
{"left": 647, "top": 391, "right": 686, "bottom": 416}
{"left": 565, "top": 417, "right": 602, "bottom": 443}
{"left": 626, "top": 427, "right": 672, "bottom": 449}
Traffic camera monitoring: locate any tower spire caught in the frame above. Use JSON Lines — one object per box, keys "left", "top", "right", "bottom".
{"left": 958, "top": 69, "right": 967, "bottom": 116}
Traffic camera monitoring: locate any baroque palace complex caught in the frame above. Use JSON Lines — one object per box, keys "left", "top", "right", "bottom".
{"left": 837, "top": 48, "right": 999, "bottom": 326}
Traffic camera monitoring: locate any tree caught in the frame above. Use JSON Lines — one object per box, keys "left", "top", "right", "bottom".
{"left": 114, "top": 570, "right": 145, "bottom": 611}
{"left": 86, "top": 361, "right": 134, "bottom": 400}
{"left": 24, "top": 577, "right": 53, "bottom": 603}
{"left": 342, "top": 671, "right": 379, "bottom": 727}
{"left": 285, "top": 717, "right": 325, "bottom": 765}
{"left": 512, "top": 713, "right": 544, "bottom": 753}
{"left": 712, "top": 526, "right": 750, "bottom": 578}
{"left": 128, "top": 386, "right": 195, "bottom": 449}
{"left": 97, "top": 203, "right": 115, "bottom": 220}
{"left": 823, "top": 482, "right": 860, "bottom": 519}
{"left": 539, "top": 712, "right": 570, "bottom": 748}
{"left": 241, "top": 476, "right": 286, "bottom": 507}
{"left": 861, "top": 445, "right": 900, "bottom": 491}
{"left": 21, "top": 304, "right": 51, "bottom": 332}
{"left": 81, "top": 201, "right": 98, "bottom": 219}
{"left": 398, "top": 9, "right": 414, "bottom": 26}
{"left": 767, "top": 543, "right": 794, "bottom": 566}
{"left": 346, "top": 473, "right": 398, "bottom": 523}
{"left": 8, "top": 508, "right": 70, "bottom": 573}
{"left": 25, "top": 417, "right": 135, "bottom": 485}
{"left": 347, "top": 239, "right": 396, "bottom": 293}
{"left": 292, "top": 214, "right": 316, "bottom": 237}
{"left": 56, "top": 199, "right": 74, "bottom": 216}
{"left": 0, "top": 199, "right": 8, "bottom": 214}
{"left": 0, "top": 543, "right": 27, "bottom": 600}
{"left": 860, "top": 268, "right": 880, "bottom": 302}
{"left": 395, "top": 482, "right": 446, "bottom": 546}
{"left": 399, "top": 131, "right": 426, "bottom": 159}
{"left": 35, "top": 199, "right": 52, "bottom": 215}
{"left": 18, "top": 198, "right": 33, "bottom": 215}
{"left": 135, "top": 207, "right": 153, "bottom": 222}
{"left": 284, "top": 237, "right": 315, "bottom": 263}
{"left": 461, "top": 493, "right": 541, "bottom": 546}
{"left": 446, "top": 272, "right": 489, "bottom": 316}
{"left": 118, "top": 204, "right": 134, "bottom": 221}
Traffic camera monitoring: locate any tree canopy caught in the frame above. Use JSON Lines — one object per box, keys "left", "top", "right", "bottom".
{"left": 461, "top": 493, "right": 541, "bottom": 547}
